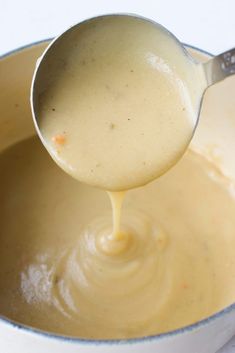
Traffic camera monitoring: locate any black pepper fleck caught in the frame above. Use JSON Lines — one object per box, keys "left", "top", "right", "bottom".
{"left": 110, "top": 123, "right": 116, "bottom": 130}
{"left": 54, "top": 275, "right": 60, "bottom": 284}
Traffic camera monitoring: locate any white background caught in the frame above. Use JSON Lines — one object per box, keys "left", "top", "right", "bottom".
{"left": 0, "top": 0, "right": 235, "bottom": 55}
{"left": 0, "top": 0, "right": 235, "bottom": 352}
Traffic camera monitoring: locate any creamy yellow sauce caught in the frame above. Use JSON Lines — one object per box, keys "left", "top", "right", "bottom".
{"left": 1, "top": 137, "right": 235, "bottom": 339}
{"left": 25, "top": 15, "right": 235, "bottom": 339}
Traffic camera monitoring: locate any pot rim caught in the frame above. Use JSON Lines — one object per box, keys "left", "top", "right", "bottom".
{"left": 1, "top": 37, "right": 233, "bottom": 346}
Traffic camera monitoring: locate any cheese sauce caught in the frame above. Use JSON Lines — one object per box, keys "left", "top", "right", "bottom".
{"left": 0, "top": 137, "right": 235, "bottom": 339}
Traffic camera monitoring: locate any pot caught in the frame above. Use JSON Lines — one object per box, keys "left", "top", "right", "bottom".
{"left": 0, "top": 40, "right": 235, "bottom": 353}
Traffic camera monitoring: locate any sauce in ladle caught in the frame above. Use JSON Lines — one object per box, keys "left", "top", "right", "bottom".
{"left": 34, "top": 16, "right": 207, "bottom": 253}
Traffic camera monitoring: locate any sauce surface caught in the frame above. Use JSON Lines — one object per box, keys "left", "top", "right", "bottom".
{"left": 1, "top": 137, "right": 235, "bottom": 339}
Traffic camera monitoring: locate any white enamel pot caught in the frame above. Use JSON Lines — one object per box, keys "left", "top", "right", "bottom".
{"left": 0, "top": 41, "right": 235, "bottom": 353}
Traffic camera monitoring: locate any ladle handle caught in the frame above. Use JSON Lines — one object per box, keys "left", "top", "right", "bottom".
{"left": 203, "top": 48, "right": 235, "bottom": 86}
